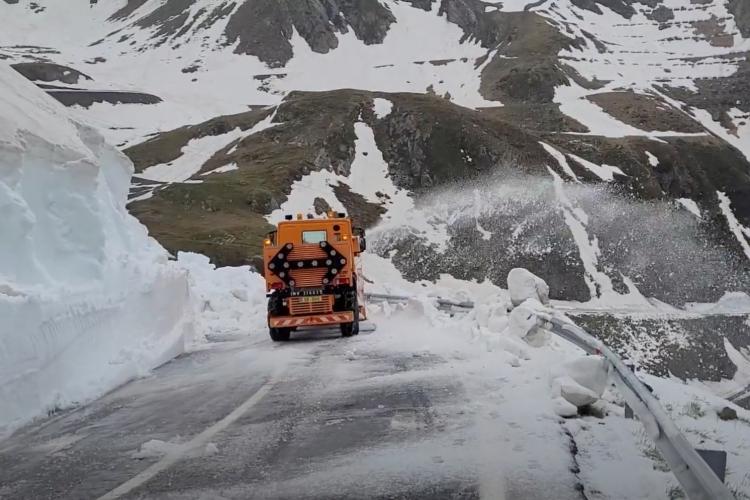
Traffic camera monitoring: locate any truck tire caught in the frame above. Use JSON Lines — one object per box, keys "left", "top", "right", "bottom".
{"left": 268, "top": 293, "right": 286, "bottom": 316}
{"left": 340, "top": 292, "right": 359, "bottom": 337}
{"left": 269, "top": 327, "right": 291, "bottom": 342}
{"left": 268, "top": 294, "right": 291, "bottom": 341}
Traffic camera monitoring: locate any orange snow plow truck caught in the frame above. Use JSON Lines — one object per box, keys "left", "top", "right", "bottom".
{"left": 263, "top": 211, "right": 367, "bottom": 341}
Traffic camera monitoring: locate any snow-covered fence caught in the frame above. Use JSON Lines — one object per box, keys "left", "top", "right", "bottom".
{"left": 534, "top": 312, "right": 734, "bottom": 500}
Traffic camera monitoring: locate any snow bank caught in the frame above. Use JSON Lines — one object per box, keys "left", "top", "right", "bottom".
{"left": 685, "top": 291, "right": 750, "bottom": 315}
{"left": 0, "top": 64, "right": 193, "bottom": 437}
{"left": 550, "top": 356, "right": 609, "bottom": 412}
{"left": 507, "top": 268, "right": 550, "bottom": 307}
{"left": 503, "top": 299, "right": 550, "bottom": 347}
{"left": 175, "top": 252, "right": 268, "bottom": 341}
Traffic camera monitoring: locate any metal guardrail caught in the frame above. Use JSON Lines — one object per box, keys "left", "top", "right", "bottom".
{"left": 367, "top": 292, "right": 734, "bottom": 499}
{"left": 534, "top": 312, "right": 734, "bottom": 500}
{"left": 365, "top": 292, "right": 474, "bottom": 310}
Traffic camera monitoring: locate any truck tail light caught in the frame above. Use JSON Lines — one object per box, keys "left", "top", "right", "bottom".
{"left": 270, "top": 282, "right": 284, "bottom": 290}
{"left": 334, "top": 276, "right": 351, "bottom": 286}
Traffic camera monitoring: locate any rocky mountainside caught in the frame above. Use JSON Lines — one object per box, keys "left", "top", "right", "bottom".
{"left": 2, "top": 0, "right": 750, "bottom": 383}
{"left": 2, "top": 0, "right": 749, "bottom": 287}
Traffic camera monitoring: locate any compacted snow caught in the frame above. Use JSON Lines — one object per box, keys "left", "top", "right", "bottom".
{"left": 0, "top": 64, "right": 194, "bottom": 436}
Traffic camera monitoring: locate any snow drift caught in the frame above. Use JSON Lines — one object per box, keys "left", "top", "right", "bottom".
{"left": 0, "top": 64, "right": 193, "bottom": 437}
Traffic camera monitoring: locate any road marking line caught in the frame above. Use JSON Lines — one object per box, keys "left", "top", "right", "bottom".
{"left": 97, "top": 371, "right": 282, "bottom": 500}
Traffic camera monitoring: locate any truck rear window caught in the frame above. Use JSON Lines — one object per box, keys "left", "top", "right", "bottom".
{"left": 302, "top": 230, "right": 327, "bottom": 244}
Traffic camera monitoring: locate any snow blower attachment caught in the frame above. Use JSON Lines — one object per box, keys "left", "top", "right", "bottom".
{"left": 263, "top": 211, "right": 367, "bottom": 341}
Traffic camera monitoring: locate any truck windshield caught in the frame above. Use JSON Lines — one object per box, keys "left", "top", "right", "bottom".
{"left": 302, "top": 230, "right": 327, "bottom": 244}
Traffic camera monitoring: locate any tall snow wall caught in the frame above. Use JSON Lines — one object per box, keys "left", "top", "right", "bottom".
{"left": 0, "top": 64, "right": 193, "bottom": 436}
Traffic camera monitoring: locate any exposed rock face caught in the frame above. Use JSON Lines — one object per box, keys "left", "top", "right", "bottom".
{"left": 542, "top": 134, "right": 750, "bottom": 215}
{"left": 371, "top": 92, "right": 551, "bottom": 190}
{"left": 47, "top": 90, "right": 162, "bottom": 107}
{"left": 573, "top": 314, "right": 750, "bottom": 383}
{"left": 374, "top": 191, "right": 593, "bottom": 302}
{"left": 96, "top": 0, "right": 396, "bottom": 67}
{"left": 225, "top": 0, "right": 395, "bottom": 66}
{"left": 11, "top": 62, "right": 91, "bottom": 84}
{"left": 132, "top": 0, "right": 199, "bottom": 43}
{"left": 126, "top": 89, "right": 562, "bottom": 266}
{"left": 108, "top": 0, "right": 149, "bottom": 21}
{"left": 647, "top": 5, "right": 674, "bottom": 23}
{"left": 476, "top": 11, "right": 582, "bottom": 104}
{"left": 124, "top": 88, "right": 750, "bottom": 305}
{"left": 728, "top": 0, "right": 750, "bottom": 38}
{"left": 570, "top": 0, "right": 637, "bottom": 18}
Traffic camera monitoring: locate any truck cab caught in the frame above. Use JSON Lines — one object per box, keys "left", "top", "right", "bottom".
{"left": 263, "top": 211, "right": 366, "bottom": 341}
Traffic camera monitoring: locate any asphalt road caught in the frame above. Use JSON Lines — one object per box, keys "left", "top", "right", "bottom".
{"left": 0, "top": 326, "right": 585, "bottom": 500}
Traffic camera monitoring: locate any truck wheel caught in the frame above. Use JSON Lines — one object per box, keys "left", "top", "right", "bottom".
{"left": 340, "top": 292, "right": 360, "bottom": 337}
{"left": 340, "top": 322, "right": 355, "bottom": 337}
{"left": 269, "top": 327, "right": 291, "bottom": 342}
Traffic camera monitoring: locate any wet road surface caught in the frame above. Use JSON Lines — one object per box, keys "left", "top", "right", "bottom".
{"left": 0, "top": 326, "right": 585, "bottom": 500}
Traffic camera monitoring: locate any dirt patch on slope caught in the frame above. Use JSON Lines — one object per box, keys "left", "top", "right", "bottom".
{"left": 587, "top": 91, "right": 705, "bottom": 133}
{"left": 479, "top": 104, "right": 589, "bottom": 133}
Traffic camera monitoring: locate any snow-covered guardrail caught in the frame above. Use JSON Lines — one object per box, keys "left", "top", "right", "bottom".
{"left": 366, "top": 291, "right": 733, "bottom": 499}
{"left": 364, "top": 293, "right": 474, "bottom": 310}
{"left": 534, "top": 312, "right": 734, "bottom": 500}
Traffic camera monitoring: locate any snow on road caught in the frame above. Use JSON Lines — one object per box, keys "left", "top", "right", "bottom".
{"left": 3, "top": 266, "right": 749, "bottom": 499}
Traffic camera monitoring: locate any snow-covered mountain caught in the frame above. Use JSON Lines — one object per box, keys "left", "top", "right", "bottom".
{"left": 2, "top": 0, "right": 750, "bottom": 389}
{"left": 4, "top": 4, "right": 750, "bottom": 496}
